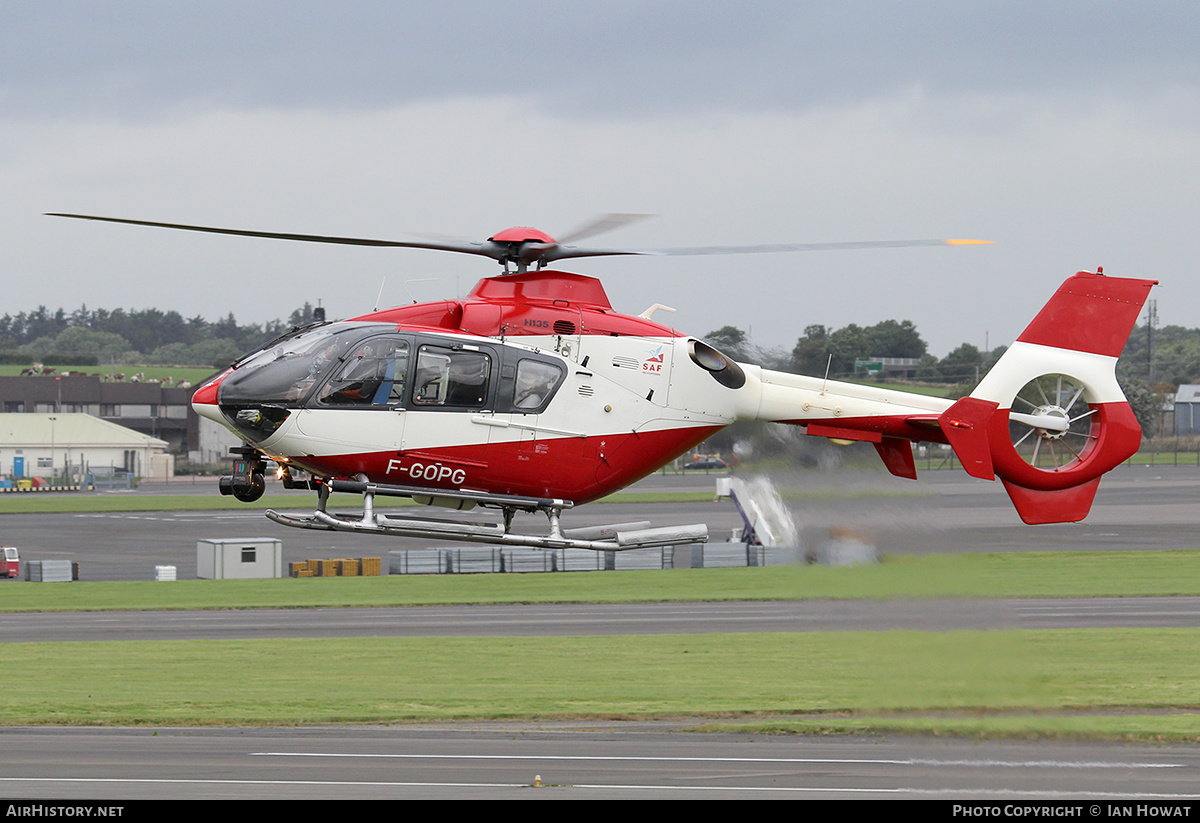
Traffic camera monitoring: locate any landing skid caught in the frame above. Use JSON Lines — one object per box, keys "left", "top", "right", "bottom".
{"left": 265, "top": 478, "right": 708, "bottom": 552}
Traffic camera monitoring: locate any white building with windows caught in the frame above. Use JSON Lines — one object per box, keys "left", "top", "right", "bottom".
{"left": 0, "top": 413, "right": 169, "bottom": 481}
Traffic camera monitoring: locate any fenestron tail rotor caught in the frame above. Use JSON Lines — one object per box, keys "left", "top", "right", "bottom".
{"left": 46, "top": 212, "right": 990, "bottom": 273}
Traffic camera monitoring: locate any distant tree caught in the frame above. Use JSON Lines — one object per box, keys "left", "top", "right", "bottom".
{"left": 23, "top": 306, "right": 69, "bottom": 342}
{"left": 791, "top": 324, "right": 830, "bottom": 375}
{"left": 938, "top": 343, "right": 983, "bottom": 384}
{"left": 288, "top": 303, "right": 318, "bottom": 327}
{"left": 212, "top": 312, "right": 240, "bottom": 342}
{"left": 864, "top": 319, "right": 926, "bottom": 360}
{"left": 915, "top": 352, "right": 943, "bottom": 381}
{"left": 0, "top": 303, "right": 286, "bottom": 362}
{"left": 826, "top": 324, "right": 869, "bottom": 375}
{"left": 1119, "top": 376, "right": 1159, "bottom": 437}
{"left": 190, "top": 339, "right": 244, "bottom": 369}
{"left": 704, "top": 325, "right": 792, "bottom": 367}
{"left": 147, "top": 342, "right": 192, "bottom": 365}
{"left": 703, "top": 326, "right": 752, "bottom": 360}
{"left": 47, "top": 327, "right": 129, "bottom": 360}
{"left": 791, "top": 319, "right": 928, "bottom": 377}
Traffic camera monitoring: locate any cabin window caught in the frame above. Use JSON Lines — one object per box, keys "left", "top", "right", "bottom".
{"left": 318, "top": 338, "right": 410, "bottom": 407}
{"left": 513, "top": 360, "right": 563, "bottom": 410}
{"left": 413, "top": 346, "right": 491, "bottom": 407}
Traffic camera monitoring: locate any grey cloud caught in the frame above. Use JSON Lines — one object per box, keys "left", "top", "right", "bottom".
{"left": 3, "top": 2, "right": 1198, "bottom": 120}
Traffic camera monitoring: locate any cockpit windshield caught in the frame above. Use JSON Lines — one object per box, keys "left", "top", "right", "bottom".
{"left": 219, "top": 323, "right": 394, "bottom": 406}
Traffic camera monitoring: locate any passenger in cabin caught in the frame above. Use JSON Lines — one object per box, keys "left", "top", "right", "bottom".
{"left": 514, "top": 360, "right": 559, "bottom": 410}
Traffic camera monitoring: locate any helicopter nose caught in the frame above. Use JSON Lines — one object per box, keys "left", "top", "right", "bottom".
{"left": 191, "top": 372, "right": 227, "bottom": 423}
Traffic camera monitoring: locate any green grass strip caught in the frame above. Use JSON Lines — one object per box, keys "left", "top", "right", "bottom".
{"left": 0, "top": 492, "right": 409, "bottom": 514}
{"left": 3, "top": 551, "right": 1199, "bottom": 613}
{"left": 2, "top": 629, "right": 1197, "bottom": 737}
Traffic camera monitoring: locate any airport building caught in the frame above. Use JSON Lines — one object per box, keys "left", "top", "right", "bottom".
{"left": 0, "top": 412, "right": 169, "bottom": 481}
{"left": 0, "top": 375, "right": 241, "bottom": 468}
{"left": 1174, "top": 385, "right": 1200, "bottom": 437}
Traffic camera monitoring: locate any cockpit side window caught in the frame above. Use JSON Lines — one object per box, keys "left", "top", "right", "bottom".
{"left": 317, "top": 337, "right": 410, "bottom": 407}
{"left": 413, "top": 346, "right": 492, "bottom": 407}
{"left": 218, "top": 323, "right": 376, "bottom": 407}
{"left": 513, "top": 359, "right": 563, "bottom": 411}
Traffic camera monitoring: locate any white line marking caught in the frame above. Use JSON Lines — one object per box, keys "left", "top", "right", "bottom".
{"left": 2, "top": 777, "right": 1194, "bottom": 798}
{"left": 250, "top": 751, "right": 1184, "bottom": 768}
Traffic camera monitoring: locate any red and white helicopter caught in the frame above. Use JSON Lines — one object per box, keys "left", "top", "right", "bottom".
{"left": 51, "top": 213, "right": 1156, "bottom": 550}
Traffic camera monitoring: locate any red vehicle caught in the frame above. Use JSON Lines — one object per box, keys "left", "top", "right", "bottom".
{"left": 2, "top": 547, "right": 18, "bottom": 579}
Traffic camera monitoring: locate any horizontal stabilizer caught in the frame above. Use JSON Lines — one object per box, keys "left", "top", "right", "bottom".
{"left": 938, "top": 396, "right": 999, "bottom": 480}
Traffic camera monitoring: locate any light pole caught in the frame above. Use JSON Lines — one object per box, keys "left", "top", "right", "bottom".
{"left": 48, "top": 416, "right": 57, "bottom": 483}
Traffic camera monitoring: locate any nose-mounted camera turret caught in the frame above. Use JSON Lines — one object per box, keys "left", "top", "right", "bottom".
{"left": 217, "top": 446, "right": 268, "bottom": 503}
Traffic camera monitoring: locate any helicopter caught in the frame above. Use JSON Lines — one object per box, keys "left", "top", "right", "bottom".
{"left": 49, "top": 212, "right": 1156, "bottom": 550}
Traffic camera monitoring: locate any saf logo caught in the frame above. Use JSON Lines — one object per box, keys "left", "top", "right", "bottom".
{"left": 642, "top": 347, "right": 665, "bottom": 375}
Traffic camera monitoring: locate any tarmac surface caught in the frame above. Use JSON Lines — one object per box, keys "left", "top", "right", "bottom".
{"left": 5, "top": 597, "right": 1200, "bottom": 642}
{"left": 2, "top": 725, "right": 1199, "bottom": 800}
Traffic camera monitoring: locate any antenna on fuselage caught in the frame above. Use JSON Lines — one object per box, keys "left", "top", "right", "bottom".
{"left": 373, "top": 277, "right": 387, "bottom": 312}
{"left": 403, "top": 278, "right": 436, "bottom": 305}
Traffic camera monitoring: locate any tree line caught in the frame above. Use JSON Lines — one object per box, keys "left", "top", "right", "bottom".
{"left": 703, "top": 320, "right": 1006, "bottom": 386}
{"left": 3, "top": 300, "right": 1176, "bottom": 387}
{"left": 0, "top": 302, "right": 1185, "bottom": 436}
{"left": 705, "top": 317, "right": 1191, "bottom": 387}
{"left": 703, "top": 318, "right": 1183, "bottom": 438}
{"left": 0, "top": 303, "right": 321, "bottom": 368}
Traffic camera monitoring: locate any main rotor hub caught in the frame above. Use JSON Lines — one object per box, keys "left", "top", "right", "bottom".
{"left": 488, "top": 227, "right": 557, "bottom": 244}
{"left": 487, "top": 227, "right": 560, "bottom": 273}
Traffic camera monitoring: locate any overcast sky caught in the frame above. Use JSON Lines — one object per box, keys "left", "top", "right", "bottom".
{"left": 3, "top": 1, "right": 1198, "bottom": 358}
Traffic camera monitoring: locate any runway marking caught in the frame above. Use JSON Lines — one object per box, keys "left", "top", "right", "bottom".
{"left": 574, "top": 786, "right": 1200, "bottom": 798}
{"left": 0, "top": 776, "right": 526, "bottom": 789}
{"left": 3, "top": 777, "right": 1195, "bottom": 798}
{"left": 251, "top": 751, "right": 1185, "bottom": 769}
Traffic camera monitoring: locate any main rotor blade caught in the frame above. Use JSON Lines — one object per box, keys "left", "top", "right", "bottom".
{"left": 48, "top": 213, "right": 991, "bottom": 266}
{"left": 538, "top": 237, "right": 990, "bottom": 263}
{"left": 626, "top": 238, "right": 993, "bottom": 256}
{"left": 46, "top": 213, "right": 496, "bottom": 257}
{"left": 555, "top": 213, "right": 654, "bottom": 245}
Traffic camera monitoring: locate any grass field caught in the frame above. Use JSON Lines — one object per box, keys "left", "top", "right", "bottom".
{"left": 3, "top": 629, "right": 1198, "bottom": 739}
{"left": 0, "top": 364, "right": 216, "bottom": 383}
{"left": 3, "top": 552, "right": 1200, "bottom": 740}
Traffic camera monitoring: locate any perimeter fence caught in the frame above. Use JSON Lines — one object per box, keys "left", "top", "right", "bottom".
{"left": 916, "top": 437, "right": 1200, "bottom": 472}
